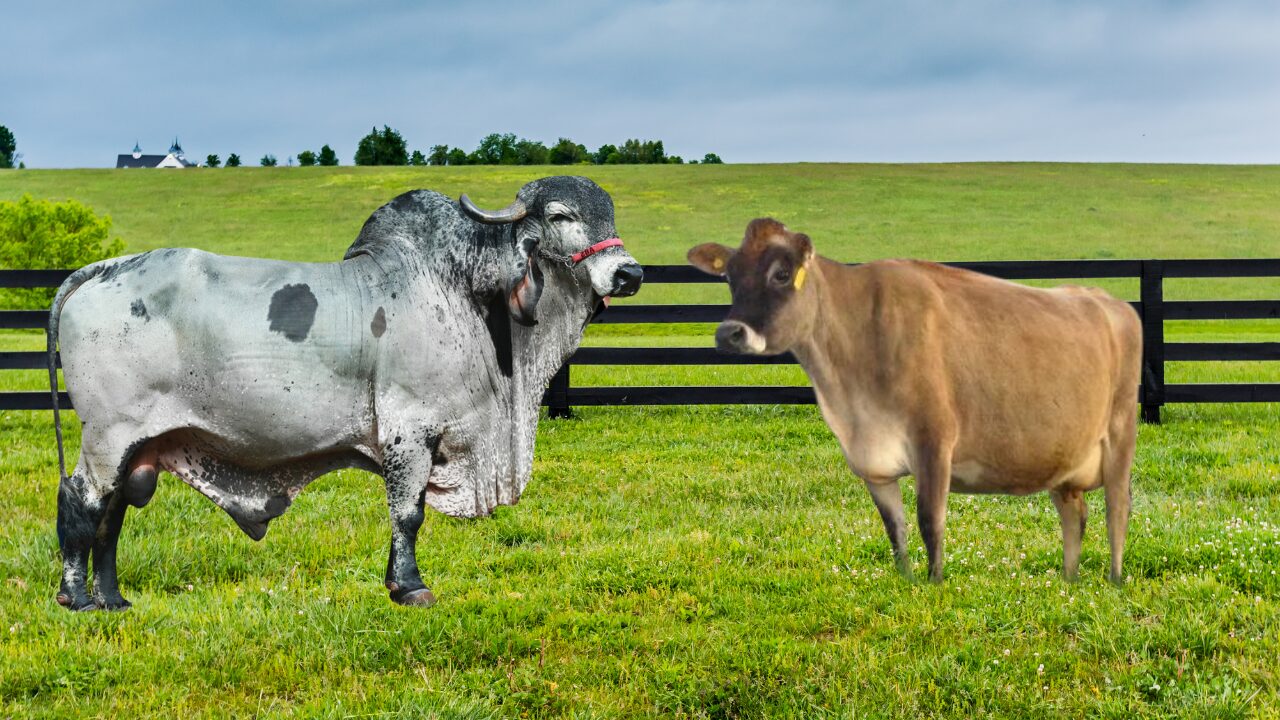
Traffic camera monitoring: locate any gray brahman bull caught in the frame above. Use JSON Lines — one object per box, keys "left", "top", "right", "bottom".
{"left": 690, "top": 218, "right": 1139, "bottom": 584}
{"left": 48, "top": 175, "right": 641, "bottom": 611}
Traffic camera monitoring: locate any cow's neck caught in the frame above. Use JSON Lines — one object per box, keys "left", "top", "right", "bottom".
{"left": 789, "top": 258, "right": 871, "bottom": 407}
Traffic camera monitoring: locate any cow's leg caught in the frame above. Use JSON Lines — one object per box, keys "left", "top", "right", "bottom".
{"left": 1103, "top": 425, "right": 1136, "bottom": 586}
{"left": 56, "top": 471, "right": 107, "bottom": 611}
{"left": 382, "top": 447, "right": 436, "bottom": 607}
{"left": 1050, "top": 488, "right": 1087, "bottom": 582}
{"left": 864, "top": 478, "right": 912, "bottom": 580}
{"left": 90, "top": 491, "right": 131, "bottom": 609}
{"left": 914, "top": 444, "right": 953, "bottom": 583}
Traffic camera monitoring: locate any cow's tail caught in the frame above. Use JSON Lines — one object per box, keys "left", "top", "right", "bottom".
{"left": 47, "top": 263, "right": 108, "bottom": 483}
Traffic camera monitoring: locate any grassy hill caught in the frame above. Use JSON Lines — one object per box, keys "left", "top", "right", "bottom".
{"left": 1, "top": 165, "right": 1278, "bottom": 718}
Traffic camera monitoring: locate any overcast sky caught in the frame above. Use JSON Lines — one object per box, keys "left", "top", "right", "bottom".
{"left": 4, "top": 0, "right": 1279, "bottom": 168}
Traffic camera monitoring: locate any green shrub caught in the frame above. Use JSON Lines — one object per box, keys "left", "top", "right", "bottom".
{"left": 0, "top": 194, "right": 124, "bottom": 309}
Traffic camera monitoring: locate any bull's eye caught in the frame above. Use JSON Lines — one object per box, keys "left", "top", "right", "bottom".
{"left": 547, "top": 213, "right": 573, "bottom": 225}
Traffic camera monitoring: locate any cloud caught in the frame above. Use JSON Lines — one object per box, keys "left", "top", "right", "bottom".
{"left": 2, "top": 0, "right": 1277, "bottom": 167}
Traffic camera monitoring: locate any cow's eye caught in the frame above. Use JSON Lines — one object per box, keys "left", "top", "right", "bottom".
{"left": 770, "top": 267, "right": 792, "bottom": 286}
{"left": 547, "top": 212, "right": 573, "bottom": 224}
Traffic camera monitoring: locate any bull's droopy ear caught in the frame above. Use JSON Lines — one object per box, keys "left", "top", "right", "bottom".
{"left": 507, "top": 236, "right": 543, "bottom": 326}
{"left": 687, "top": 243, "right": 734, "bottom": 277}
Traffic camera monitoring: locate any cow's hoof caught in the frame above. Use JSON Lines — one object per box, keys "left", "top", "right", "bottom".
{"left": 56, "top": 592, "right": 98, "bottom": 612}
{"left": 390, "top": 587, "right": 437, "bottom": 608}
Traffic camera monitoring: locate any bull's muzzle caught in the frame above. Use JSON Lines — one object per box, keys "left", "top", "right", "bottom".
{"left": 609, "top": 263, "right": 643, "bottom": 297}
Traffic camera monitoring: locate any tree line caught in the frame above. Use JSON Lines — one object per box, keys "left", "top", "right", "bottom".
{"left": 205, "top": 127, "right": 723, "bottom": 168}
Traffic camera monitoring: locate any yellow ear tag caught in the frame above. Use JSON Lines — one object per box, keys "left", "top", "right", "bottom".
{"left": 712, "top": 257, "right": 724, "bottom": 271}
{"left": 793, "top": 266, "right": 807, "bottom": 290}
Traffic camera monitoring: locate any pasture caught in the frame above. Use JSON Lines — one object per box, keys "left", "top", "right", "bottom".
{"left": 1, "top": 164, "right": 1279, "bottom": 718}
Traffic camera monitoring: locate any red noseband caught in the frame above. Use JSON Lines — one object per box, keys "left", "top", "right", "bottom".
{"left": 570, "top": 238, "right": 624, "bottom": 264}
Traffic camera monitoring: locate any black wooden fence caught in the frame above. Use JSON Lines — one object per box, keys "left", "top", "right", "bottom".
{"left": 4, "top": 260, "right": 1279, "bottom": 423}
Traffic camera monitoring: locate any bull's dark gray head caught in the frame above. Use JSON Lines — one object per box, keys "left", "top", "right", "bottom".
{"left": 460, "top": 177, "right": 643, "bottom": 316}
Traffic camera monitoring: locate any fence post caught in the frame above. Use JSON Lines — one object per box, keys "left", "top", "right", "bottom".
{"left": 1140, "top": 259, "right": 1165, "bottom": 424}
{"left": 547, "top": 363, "right": 573, "bottom": 419}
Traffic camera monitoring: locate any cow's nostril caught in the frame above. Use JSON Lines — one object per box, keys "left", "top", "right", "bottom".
{"left": 715, "top": 322, "right": 747, "bottom": 352}
{"left": 611, "top": 264, "right": 643, "bottom": 296}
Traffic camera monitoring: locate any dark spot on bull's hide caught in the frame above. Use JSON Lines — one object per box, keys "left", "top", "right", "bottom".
{"left": 267, "top": 283, "right": 318, "bottom": 342}
{"left": 97, "top": 253, "right": 150, "bottom": 284}
{"left": 435, "top": 306, "right": 445, "bottom": 324}
{"left": 394, "top": 436, "right": 402, "bottom": 445}
{"left": 391, "top": 292, "right": 398, "bottom": 300}
{"left": 484, "top": 293, "right": 514, "bottom": 378}
{"left": 371, "top": 306, "right": 387, "bottom": 337}
{"left": 130, "top": 299, "right": 148, "bottom": 320}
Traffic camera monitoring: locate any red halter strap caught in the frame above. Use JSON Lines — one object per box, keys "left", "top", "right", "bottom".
{"left": 570, "top": 237, "right": 624, "bottom": 264}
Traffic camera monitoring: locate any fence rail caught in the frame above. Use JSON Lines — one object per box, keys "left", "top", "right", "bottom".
{"left": 3, "top": 260, "right": 1279, "bottom": 423}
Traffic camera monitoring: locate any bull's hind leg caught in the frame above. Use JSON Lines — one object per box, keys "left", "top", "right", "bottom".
{"left": 382, "top": 444, "right": 437, "bottom": 607}
{"left": 56, "top": 471, "right": 108, "bottom": 611}
{"left": 1050, "top": 488, "right": 1087, "bottom": 582}
{"left": 90, "top": 491, "right": 131, "bottom": 609}
{"left": 57, "top": 430, "right": 153, "bottom": 611}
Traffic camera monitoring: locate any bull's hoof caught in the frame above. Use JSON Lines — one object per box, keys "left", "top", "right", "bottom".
{"left": 389, "top": 586, "right": 437, "bottom": 607}
{"left": 56, "top": 592, "right": 98, "bottom": 612}
{"left": 1109, "top": 572, "right": 1126, "bottom": 587}
{"left": 95, "top": 595, "right": 133, "bottom": 611}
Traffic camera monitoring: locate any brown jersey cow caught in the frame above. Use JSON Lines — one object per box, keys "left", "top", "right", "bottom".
{"left": 689, "top": 218, "right": 1141, "bottom": 584}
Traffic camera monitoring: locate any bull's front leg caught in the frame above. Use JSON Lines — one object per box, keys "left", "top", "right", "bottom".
{"left": 381, "top": 442, "right": 438, "bottom": 607}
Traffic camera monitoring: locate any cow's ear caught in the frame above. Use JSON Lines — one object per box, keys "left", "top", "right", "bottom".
{"left": 792, "top": 233, "right": 814, "bottom": 265}
{"left": 507, "top": 237, "right": 543, "bottom": 326}
{"left": 687, "top": 243, "right": 734, "bottom": 277}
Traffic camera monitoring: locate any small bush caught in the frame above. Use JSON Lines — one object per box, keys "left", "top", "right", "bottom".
{"left": 0, "top": 194, "right": 124, "bottom": 309}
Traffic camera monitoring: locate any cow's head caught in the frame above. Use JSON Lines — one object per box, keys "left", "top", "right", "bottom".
{"left": 460, "top": 177, "right": 643, "bottom": 321}
{"left": 688, "top": 218, "right": 816, "bottom": 355}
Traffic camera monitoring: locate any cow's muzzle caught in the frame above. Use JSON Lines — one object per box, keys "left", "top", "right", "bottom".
{"left": 609, "top": 263, "right": 643, "bottom": 297}
{"left": 715, "top": 320, "right": 767, "bottom": 354}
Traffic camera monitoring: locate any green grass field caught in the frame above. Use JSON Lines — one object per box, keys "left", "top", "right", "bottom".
{"left": 1, "top": 164, "right": 1278, "bottom": 718}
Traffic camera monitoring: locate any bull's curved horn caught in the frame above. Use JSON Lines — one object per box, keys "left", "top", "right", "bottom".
{"left": 459, "top": 194, "right": 528, "bottom": 224}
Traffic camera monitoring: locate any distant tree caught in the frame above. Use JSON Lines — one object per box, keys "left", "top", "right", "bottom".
{"left": 514, "top": 138, "right": 549, "bottom": 165}
{"left": 702, "top": 153, "right": 724, "bottom": 164}
{"left": 225, "top": 153, "right": 242, "bottom": 167}
{"left": 446, "top": 147, "right": 468, "bottom": 166}
{"left": 688, "top": 159, "right": 699, "bottom": 164}
{"left": 297, "top": 150, "right": 317, "bottom": 166}
{"left": 205, "top": 154, "right": 221, "bottom": 168}
{"left": 427, "top": 145, "right": 450, "bottom": 166}
{"left": 260, "top": 154, "right": 277, "bottom": 167}
{"left": 409, "top": 149, "right": 427, "bottom": 166}
{"left": 354, "top": 126, "right": 409, "bottom": 166}
{"left": 667, "top": 155, "right": 684, "bottom": 164}
{"left": 317, "top": 144, "right": 338, "bottom": 166}
{"left": 0, "top": 195, "right": 124, "bottom": 308}
{"left": 549, "top": 138, "right": 590, "bottom": 165}
{"left": 286, "top": 156, "right": 295, "bottom": 167}
{"left": 471, "top": 133, "right": 518, "bottom": 165}
{"left": 0, "top": 125, "right": 15, "bottom": 169}
{"left": 593, "top": 144, "right": 618, "bottom": 165}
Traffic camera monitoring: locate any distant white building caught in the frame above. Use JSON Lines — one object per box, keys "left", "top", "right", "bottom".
{"left": 116, "top": 138, "right": 197, "bottom": 168}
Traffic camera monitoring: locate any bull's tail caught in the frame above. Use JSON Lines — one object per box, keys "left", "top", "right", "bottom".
{"left": 47, "top": 263, "right": 111, "bottom": 483}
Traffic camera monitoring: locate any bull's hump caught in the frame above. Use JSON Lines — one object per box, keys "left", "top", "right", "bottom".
{"left": 267, "top": 283, "right": 319, "bottom": 342}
